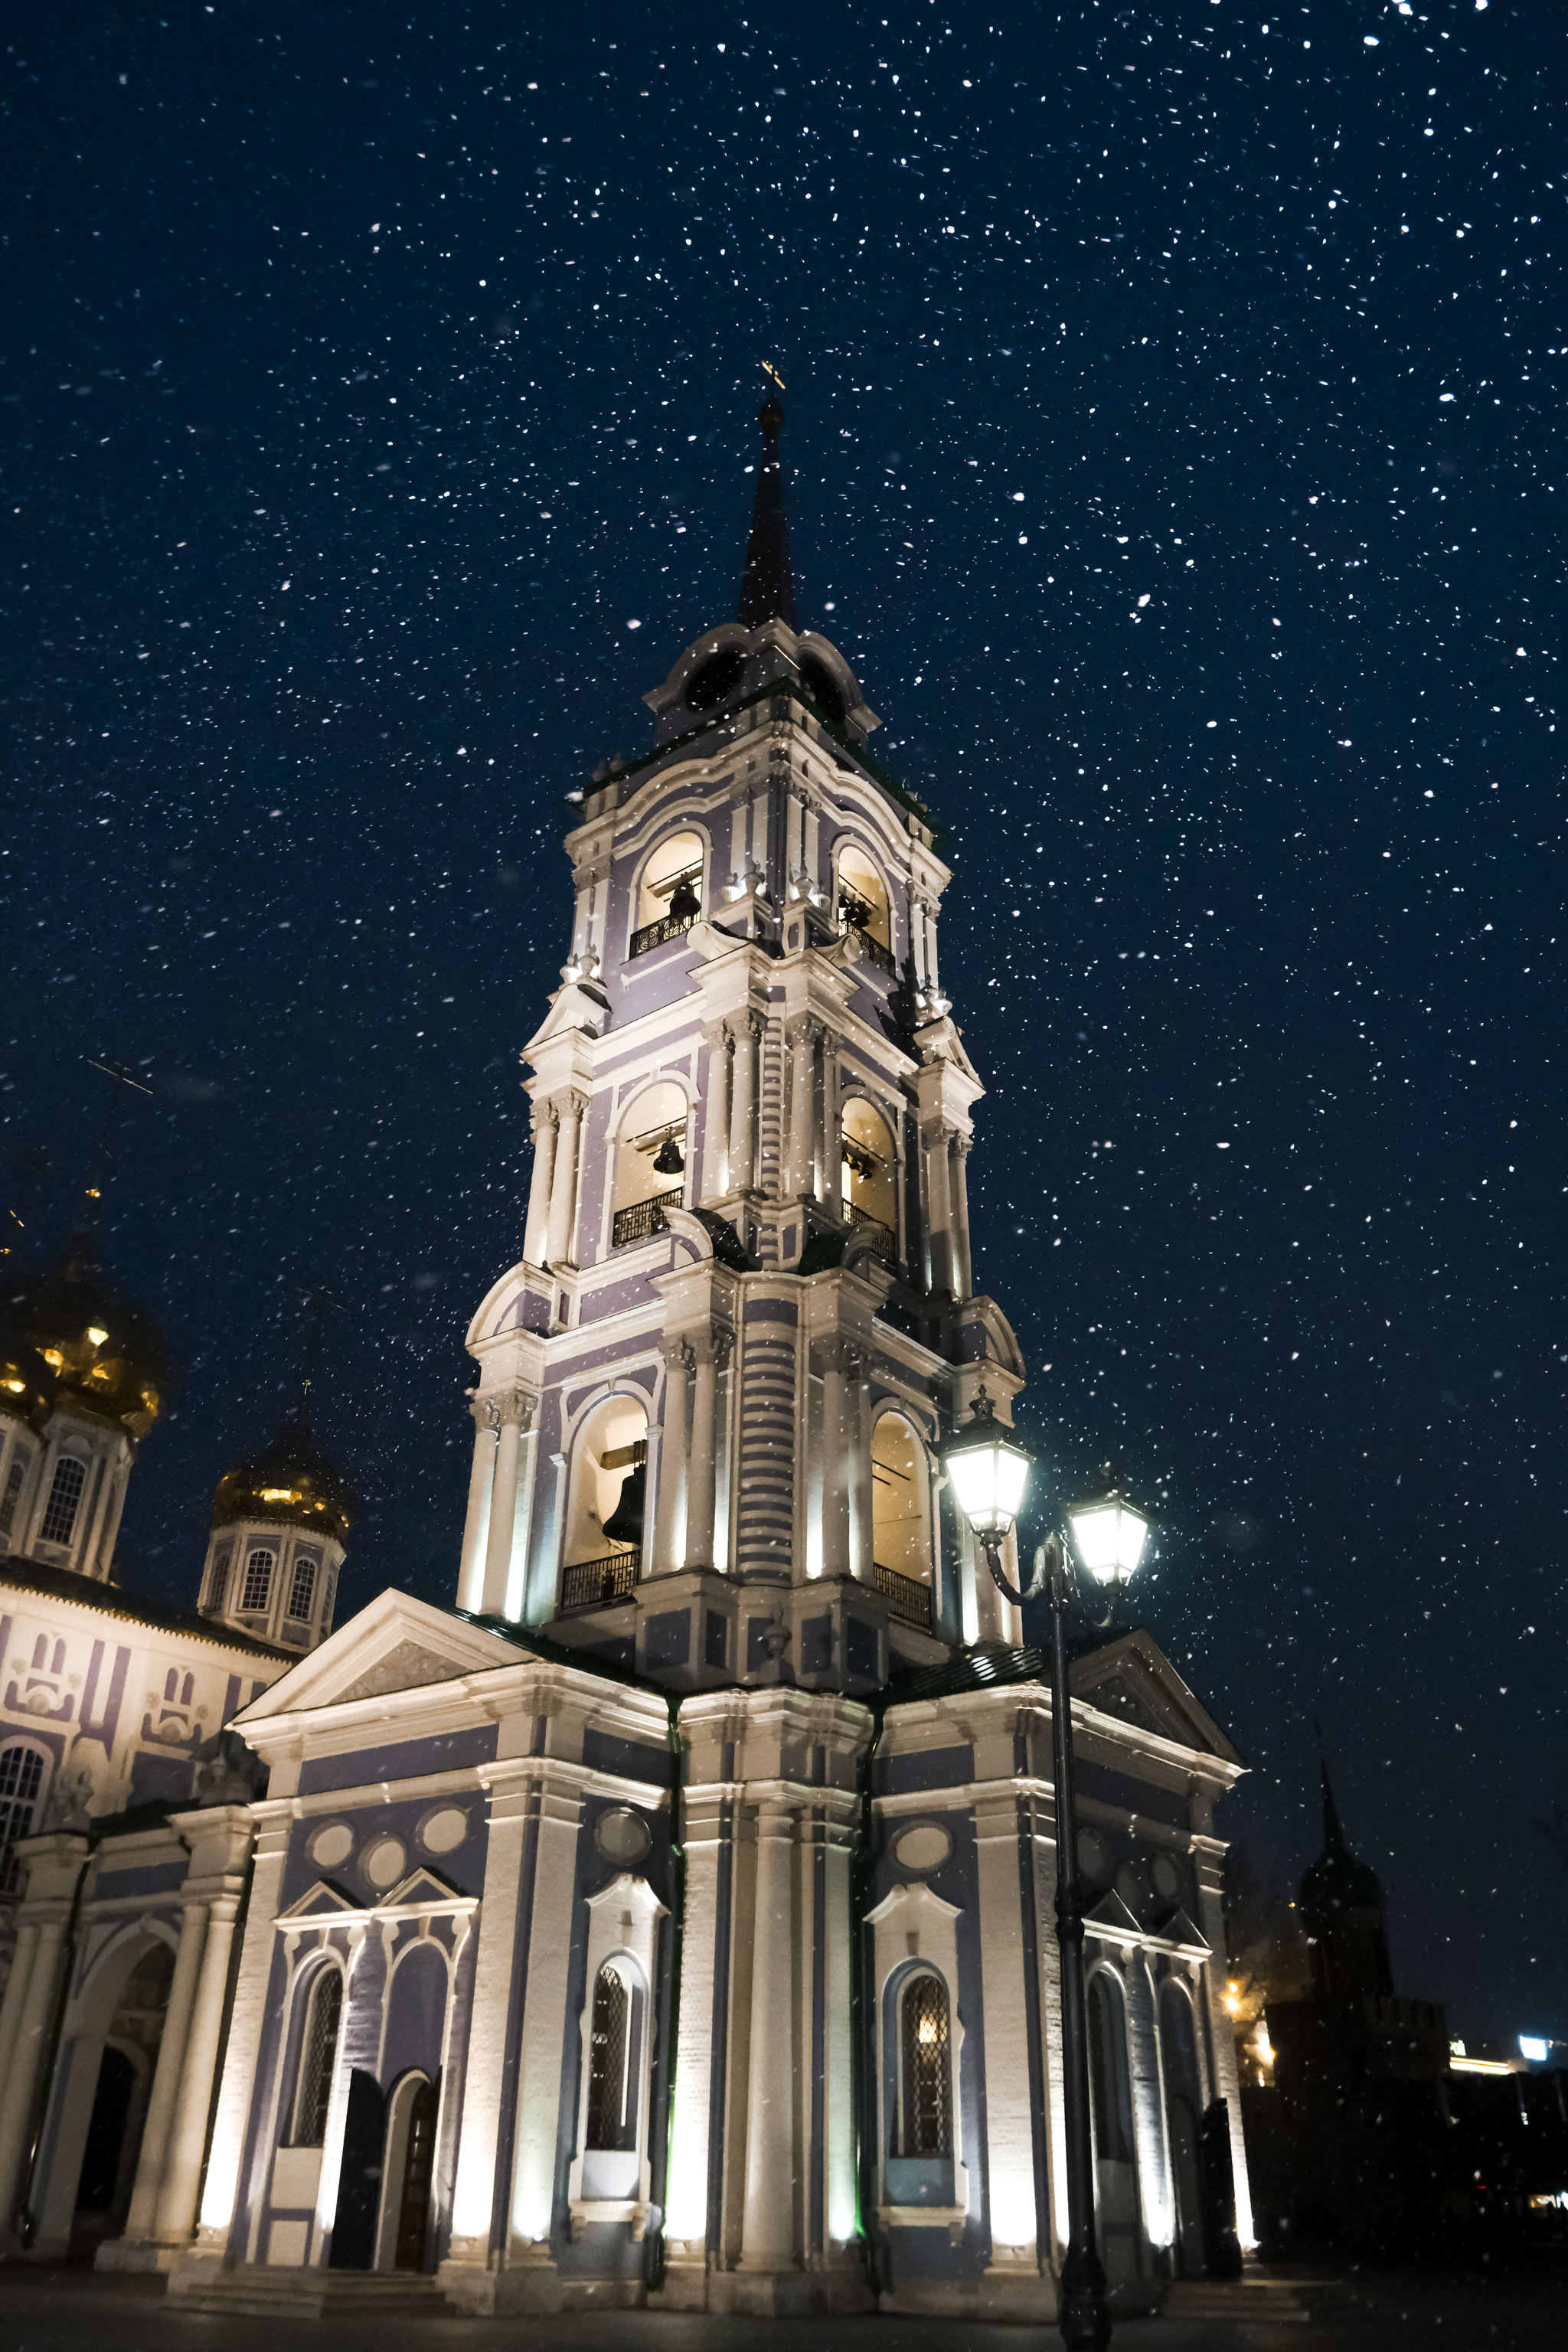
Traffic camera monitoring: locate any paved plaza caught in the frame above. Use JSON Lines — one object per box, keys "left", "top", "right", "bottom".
{"left": 0, "top": 2261, "right": 1564, "bottom": 2352}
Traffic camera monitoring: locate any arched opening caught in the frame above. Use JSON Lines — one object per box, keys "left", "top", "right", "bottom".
{"left": 580, "top": 1955, "right": 647, "bottom": 2200}
{"left": 560, "top": 1393, "right": 648, "bottom": 1613}
{"left": 1088, "top": 1966, "right": 1143, "bottom": 2286}
{"left": 1159, "top": 1979, "right": 1207, "bottom": 2276}
{"left": 612, "top": 1080, "right": 689, "bottom": 1250}
{"left": 240, "top": 1546, "right": 275, "bottom": 1613}
{"left": 70, "top": 1941, "right": 175, "bottom": 2258}
{"left": 836, "top": 842, "right": 891, "bottom": 949}
{"left": 797, "top": 649, "right": 849, "bottom": 724}
{"left": 871, "top": 1413, "right": 933, "bottom": 1631}
{"left": 841, "top": 1096, "right": 897, "bottom": 1263}
{"left": 289, "top": 1965, "right": 344, "bottom": 2147}
{"left": 632, "top": 829, "right": 705, "bottom": 956}
{"left": 897, "top": 1971, "right": 952, "bottom": 2156}
{"left": 0, "top": 1741, "right": 50, "bottom": 1894}
{"left": 368, "top": 2071, "right": 441, "bottom": 2273}
{"left": 202, "top": 1544, "right": 232, "bottom": 1612}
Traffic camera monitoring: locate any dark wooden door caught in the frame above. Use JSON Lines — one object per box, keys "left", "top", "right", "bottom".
{"left": 328, "top": 2069, "right": 385, "bottom": 2269}
{"left": 393, "top": 2079, "right": 439, "bottom": 2272}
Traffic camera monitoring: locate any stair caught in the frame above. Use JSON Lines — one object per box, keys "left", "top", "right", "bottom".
{"left": 167, "top": 2269, "right": 452, "bottom": 2318}
{"left": 1161, "top": 2273, "right": 1315, "bottom": 2322}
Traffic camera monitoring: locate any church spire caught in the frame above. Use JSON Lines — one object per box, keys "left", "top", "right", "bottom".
{"left": 1320, "top": 1756, "right": 1348, "bottom": 1854}
{"left": 736, "top": 397, "right": 799, "bottom": 631}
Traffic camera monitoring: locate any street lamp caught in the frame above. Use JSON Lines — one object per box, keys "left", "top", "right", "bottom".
{"left": 940, "top": 1401, "right": 1152, "bottom": 2352}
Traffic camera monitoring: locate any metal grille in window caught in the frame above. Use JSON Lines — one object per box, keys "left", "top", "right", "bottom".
{"left": 0, "top": 1745, "right": 44, "bottom": 1896}
{"left": 586, "top": 1964, "right": 633, "bottom": 2151}
{"left": 240, "top": 1547, "right": 275, "bottom": 1612}
{"left": 0, "top": 1455, "right": 27, "bottom": 1539}
{"left": 292, "top": 1968, "right": 342, "bottom": 2146}
{"left": 204, "top": 1545, "right": 232, "bottom": 1612}
{"left": 900, "top": 1972, "right": 952, "bottom": 2156}
{"left": 38, "top": 1457, "right": 86, "bottom": 1547}
{"left": 287, "top": 1556, "right": 317, "bottom": 1621}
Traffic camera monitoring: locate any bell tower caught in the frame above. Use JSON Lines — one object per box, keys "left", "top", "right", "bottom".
{"left": 456, "top": 402, "right": 1031, "bottom": 1691}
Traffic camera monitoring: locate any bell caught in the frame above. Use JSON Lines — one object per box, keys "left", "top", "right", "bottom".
{"left": 668, "top": 871, "right": 701, "bottom": 926}
{"left": 603, "top": 1462, "right": 646, "bottom": 1550}
{"left": 652, "top": 1132, "right": 685, "bottom": 1177}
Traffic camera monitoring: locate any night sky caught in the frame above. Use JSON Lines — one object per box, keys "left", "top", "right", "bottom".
{"left": 5, "top": 3, "right": 1563, "bottom": 2047}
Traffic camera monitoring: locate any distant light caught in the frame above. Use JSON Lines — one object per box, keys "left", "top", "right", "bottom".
{"left": 1364, "top": 33, "right": 1379, "bottom": 43}
{"left": 87, "top": 1326, "right": 109, "bottom": 1347}
{"left": 626, "top": 618, "right": 642, "bottom": 630}
{"left": 1520, "top": 2035, "right": 1549, "bottom": 2063}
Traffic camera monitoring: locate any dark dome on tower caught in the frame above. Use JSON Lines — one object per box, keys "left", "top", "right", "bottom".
{"left": 211, "top": 1411, "right": 354, "bottom": 1545}
{"left": 6, "top": 1230, "right": 170, "bottom": 1436}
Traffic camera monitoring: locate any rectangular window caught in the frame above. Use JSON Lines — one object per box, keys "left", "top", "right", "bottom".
{"left": 38, "top": 1457, "right": 87, "bottom": 1547}
{"left": 204, "top": 1546, "right": 232, "bottom": 1611}
{"left": 0, "top": 1744, "right": 46, "bottom": 1895}
{"left": 240, "top": 1547, "right": 275, "bottom": 1612}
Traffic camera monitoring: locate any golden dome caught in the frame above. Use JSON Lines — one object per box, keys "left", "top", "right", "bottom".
{"left": 0, "top": 1337, "right": 57, "bottom": 1431}
{"left": 5, "top": 1231, "right": 170, "bottom": 1436}
{"left": 211, "top": 1413, "right": 354, "bottom": 1545}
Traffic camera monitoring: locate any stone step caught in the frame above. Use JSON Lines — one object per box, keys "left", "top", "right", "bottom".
{"left": 168, "top": 2269, "right": 451, "bottom": 2318}
{"left": 1162, "top": 2277, "right": 1312, "bottom": 2321}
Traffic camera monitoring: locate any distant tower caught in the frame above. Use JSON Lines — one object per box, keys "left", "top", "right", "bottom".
{"left": 1298, "top": 1760, "right": 1394, "bottom": 2004}
{"left": 198, "top": 1413, "right": 353, "bottom": 1652}
{"left": 456, "top": 397, "right": 1029, "bottom": 1687}
{"left": 1, "top": 1227, "right": 169, "bottom": 1579}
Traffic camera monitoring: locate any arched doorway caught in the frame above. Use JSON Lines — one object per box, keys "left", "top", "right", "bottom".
{"left": 70, "top": 1941, "right": 174, "bottom": 2259}
{"left": 384, "top": 2075, "right": 439, "bottom": 2271}
{"left": 1159, "top": 1978, "right": 1208, "bottom": 2275}
{"left": 560, "top": 1393, "right": 648, "bottom": 1612}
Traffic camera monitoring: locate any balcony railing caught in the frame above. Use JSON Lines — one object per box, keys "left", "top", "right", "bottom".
{"left": 629, "top": 909, "right": 698, "bottom": 959}
{"left": 841, "top": 919, "right": 897, "bottom": 978}
{"left": 612, "top": 1187, "right": 684, "bottom": 1249}
{"left": 560, "top": 1550, "right": 641, "bottom": 1613}
{"left": 845, "top": 1201, "right": 897, "bottom": 1266}
{"left": 872, "top": 1561, "right": 934, "bottom": 1632}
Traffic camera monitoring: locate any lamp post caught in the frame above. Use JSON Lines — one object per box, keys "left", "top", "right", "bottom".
{"left": 941, "top": 1394, "right": 1151, "bottom": 2352}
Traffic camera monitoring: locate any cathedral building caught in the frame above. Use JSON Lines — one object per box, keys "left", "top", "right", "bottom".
{"left": 0, "top": 407, "right": 1255, "bottom": 2318}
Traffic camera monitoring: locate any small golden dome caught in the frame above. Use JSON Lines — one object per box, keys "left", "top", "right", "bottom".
{"left": 211, "top": 1413, "right": 354, "bottom": 1545}
{"left": 0, "top": 1337, "right": 57, "bottom": 1431}
{"left": 5, "top": 1232, "right": 170, "bottom": 1436}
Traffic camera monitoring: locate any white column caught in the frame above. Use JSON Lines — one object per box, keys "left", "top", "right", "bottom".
{"left": 701, "top": 1024, "right": 733, "bottom": 1202}
{"left": 0, "top": 1921, "right": 39, "bottom": 2092}
{"left": 523, "top": 1102, "right": 559, "bottom": 1267}
{"left": 0, "top": 1915, "right": 70, "bottom": 2233}
{"left": 507, "top": 1781, "right": 585, "bottom": 2262}
{"left": 191, "top": 1824, "right": 291, "bottom": 2255}
{"left": 737, "top": 1801, "right": 797, "bottom": 2272}
{"left": 949, "top": 1133, "right": 974, "bottom": 1301}
{"left": 652, "top": 1340, "right": 692, "bottom": 1576}
{"left": 923, "top": 1120, "right": 956, "bottom": 1296}
{"left": 684, "top": 1338, "right": 719, "bottom": 1571}
{"left": 730, "top": 1014, "right": 761, "bottom": 1194}
{"left": 662, "top": 1783, "right": 723, "bottom": 2265}
{"left": 482, "top": 1395, "right": 531, "bottom": 1615}
{"left": 153, "top": 1890, "right": 243, "bottom": 2249}
{"left": 456, "top": 1408, "right": 496, "bottom": 1612}
{"left": 544, "top": 1090, "right": 586, "bottom": 1268}
{"left": 1195, "top": 1854, "right": 1256, "bottom": 2250}
{"left": 508, "top": 1424, "right": 538, "bottom": 1624}
{"left": 441, "top": 1775, "right": 531, "bottom": 2276}
{"left": 975, "top": 1793, "right": 1040, "bottom": 2268}
{"left": 846, "top": 1352, "right": 872, "bottom": 1583}
{"left": 815, "top": 1340, "right": 850, "bottom": 1581}
{"left": 787, "top": 1021, "right": 817, "bottom": 1200}
{"left": 119, "top": 1900, "right": 210, "bottom": 2244}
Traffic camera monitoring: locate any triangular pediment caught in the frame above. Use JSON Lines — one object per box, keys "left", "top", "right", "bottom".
{"left": 234, "top": 1588, "right": 531, "bottom": 1726}
{"left": 278, "top": 1878, "right": 358, "bottom": 1921}
{"left": 1085, "top": 1888, "right": 1143, "bottom": 1940}
{"left": 1153, "top": 1906, "right": 1211, "bottom": 1957}
{"left": 381, "top": 1865, "right": 469, "bottom": 1910}
{"left": 1071, "top": 1628, "right": 1243, "bottom": 1769}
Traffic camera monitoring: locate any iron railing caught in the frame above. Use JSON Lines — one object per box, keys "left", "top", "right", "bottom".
{"left": 629, "top": 909, "right": 698, "bottom": 959}
{"left": 560, "top": 1550, "right": 641, "bottom": 1613}
{"left": 845, "top": 1201, "right": 897, "bottom": 1266}
{"left": 611, "top": 1187, "right": 684, "bottom": 1249}
{"left": 841, "top": 919, "right": 896, "bottom": 978}
{"left": 872, "top": 1561, "right": 934, "bottom": 1632}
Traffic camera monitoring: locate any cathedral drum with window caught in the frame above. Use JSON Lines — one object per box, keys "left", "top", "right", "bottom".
{"left": 0, "top": 407, "right": 1255, "bottom": 2319}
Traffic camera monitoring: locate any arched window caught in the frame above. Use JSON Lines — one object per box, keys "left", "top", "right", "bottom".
{"left": 871, "top": 1413, "right": 933, "bottom": 1628}
{"left": 611, "top": 1080, "right": 688, "bottom": 1250}
{"left": 898, "top": 1971, "right": 952, "bottom": 2157}
{"left": 0, "top": 1743, "right": 47, "bottom": 1895}
{"left": 560, "top": 1393, "right": 648, "bottom": 1612}
{"left": 841, "top": 1096, "right": 897, "bottom": 1260}
{"left": 52, "top": 1640, "right": 65, "bottom": 1676}
{"left": 164, "top": 1668, "right": 179, "bottom": 1703}
{"left": 837, "top": 842, "right": 891, "bottom": 949}
{"left": 203, "top": 1544, "right": 232, "bottom": 1612}
{"left": 181, "top": 1672, "right": 194, "bottom": 1707}
{"left": 586, "top": 1960, "right": 639, "bottom": 2152}
{"left": 240, "top": 1547, "right": 275, "bottom": 1612}
{"left": 1088, "top": 1969, "right": 1135, "bottom": 2166}
{"left": 290, "top": 1966, "right": 344, "bottom": 2147}
{"left": 0, "top": 1449, "right": 31, "bottom": 1540}
{"left": 31, "top": 1635, "right": 47, "bottom": 1671}
{"left": 287, "top": 1554, "right": 318, "bottom": 1622}
{"left": 38, "top": 1455, "right": 87, "bottom": 1547}
{"left": 631, "top": 829, "right": 705, "bottom": 956}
